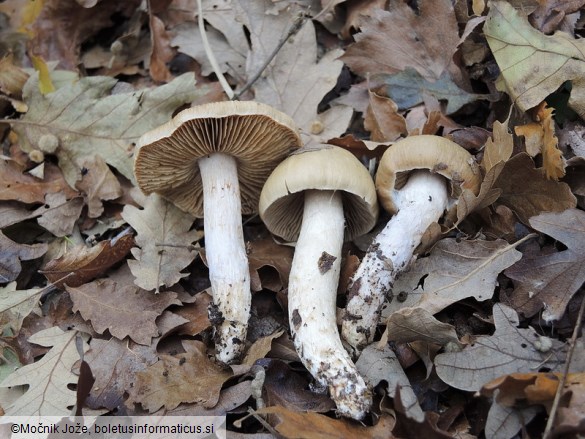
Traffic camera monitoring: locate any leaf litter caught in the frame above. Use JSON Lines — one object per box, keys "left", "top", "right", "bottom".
{"left": 0, "top": 0, "right": 584, "bottom": 437}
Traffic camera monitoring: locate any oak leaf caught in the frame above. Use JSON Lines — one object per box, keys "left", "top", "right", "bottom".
{"left": 122, "top": 194, "right": 202, "bottom": 292}
{"left": 36, "top": 193, "right": 84, "bottom": 237}
{"left": 0, "top": 327, "right": 88, "bottom": 416}
{"left": 67, "top": 279, "right": 180, "bottom": 345}
{"left": 363, "top": 90, "right": 407, "bottom": 142}
{"left": 0, "top": 232, "right": 48, "bottom": 283}
{"left": 74, "top": 155, "right": 122, "bottom": 218}
{"left": 504, "top": 208, "right": 585, "bottom": 321}
{"left": 0, "top": 282, "right": 42, "bottom": 334}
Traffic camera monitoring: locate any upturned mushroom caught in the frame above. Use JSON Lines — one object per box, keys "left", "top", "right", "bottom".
{"left": 342, "top": 135, "right": 482, "bottom": 352}
{"left": 259, "top": 145, "right": 379, "bottom": 419}
{"left": 134, "top": 101, "right": 301, "bottom": 364}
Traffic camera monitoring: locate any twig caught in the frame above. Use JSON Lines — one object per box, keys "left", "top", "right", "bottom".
{"left": 232, "top": 13, "right": 306, "bottom": 100}
{"left": 543, "top": 292, "right": 585, "bottom": 438}
{"left": 197, "top": 0, "right": 234, "bottom": 99}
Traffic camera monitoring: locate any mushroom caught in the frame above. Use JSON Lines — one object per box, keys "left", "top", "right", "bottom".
{"left": 259, "top": 145, "right": 379, "bottom": 419}
{"left": 134, "top": 101, "right": 301, "bottom": 364}
{"left": 342, "top": 135, "right": 482, "bottom": 352}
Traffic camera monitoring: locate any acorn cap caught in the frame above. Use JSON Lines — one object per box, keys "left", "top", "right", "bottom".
{"left": 375, "top": 135, "right": 481, "bottom": 215}
{"left": 134, "top": 101, "right": 302, "bottom": 217}
{"left": 259, "top": 145, "right": 379, "bottom": 242}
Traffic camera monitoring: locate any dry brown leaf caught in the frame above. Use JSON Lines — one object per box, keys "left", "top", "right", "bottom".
{"left": 340, "top": 0, "right": 386, "bottom": 39}
{"left": 122, "top": 194, "right": 202, "bottom": 292}
{"left": 504, "top": 208, "right": 585, "bottom": 321}
{"left": 41, "top": 233, "right": 134, "bottom": 288}
{"left": 67, "top": 279, "right": 180, "bottom": 345}
{"left": 363, "top": 90, "right": 407, "bottom": 142}
{"left": 383, "top": 307, "right": 460, "bottom": 346}
{"left": 494, "top": 153, "right": 576, "bottom": 225}
{"left": 383, "top": 238, "right": 523, "bottom": 317}
{"left": 0, "top": 232, "right": 48, "bottom": 283}
{"left": 0, "top": 327, "right": 88, "bottom": 416}
{"left": 482, "top": 120, "right": 513, "bottom": 173}
{"left": 126, "top": 340, "right": 232, "bottom": 412}
{"left": 36, "top": 193, "right": 84, "bottom": 237}
{"left": 175, "top": 291, "right": 212, "bottom": 337}
{"left": 435, "top": 304, "right": 567, "bottom": 392}
{"left": 242, "top": 330, "right": 284, "bottom": 366}
{"left": 75, "top": 155, "right": 122, "bottom": 218}
{"left": 529, "top": 0, "right": 585, "bottom": 34}
{"left": 0, "top": 282, "right": 42, "bottom": 334}
{"left": 85, "top": 336, "right": 158, "bottom": 410}
{"left": 341, "top": 0, "right": 460, "bottom": 81}
{"left": 149, "top": 13, "right": 174, "bottom": 82}
{"left": 257, "top": 405, "right": 397, "bottom": 439}
{"left": 0, "top": 159, "right": 79, "bottom": 204}
{"left": 247, "top": 238, "right": 293, "bottom": 293}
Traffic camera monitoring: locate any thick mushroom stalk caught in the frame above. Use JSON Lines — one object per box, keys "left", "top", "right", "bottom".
{"left": 289, "top": 189, "right": 372, "bottom": 420}
{"left": 199, "top": 153, "right": 250, "bottom": 364}
{"left": 342, "top": 171, "right": 448, "bottom": 352}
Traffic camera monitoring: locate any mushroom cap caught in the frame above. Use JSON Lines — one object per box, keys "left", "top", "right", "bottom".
{"left": 259, "top": 145, "right": 379, "bottom": 242}
{"left": 376, "top": 135, "right": 482, "bottom": 215}
{"left": 134, "top": 101, "right": 302, "bottom": 217}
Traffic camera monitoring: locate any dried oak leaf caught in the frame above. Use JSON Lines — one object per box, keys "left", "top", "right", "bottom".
{"left": 0, "top": 159, "right": 78, "bottom": 204}
{"left": 41, "top": 233, "right": 134, "bottom": 288}
{"left": 504, "top": 208, "right": 585, "bottom": 321}
{"left": 67, "top": 279, "right": 180, "bottom": 345}
{"left": 247, "top": 238, "right": 293, "bottom": 293}
{"left": 122, "top": 194, "right": 202, "bottom": 292}
{"left": 175, "top": 291, "right": 212, "bottom": 337}
{"left": 341, "top": 0, "right": 459, "bottom": 81}
{"left": 383, "top": 238, "right": 523, "bottom": 317}
{"left": 85, "top": 337, "right": 158, "bottom": 410}
{"left": 37, "top": 193, "right": 84, "bottom": 237}
{"left": 0, "top": 327, "right": 88, "bottom": 416}
{"left": 12, "top": 73, "right": 207, "bottom": 188}
{"left": 382, "top": 307, "right": 460, "bottom": 346}
{"left": 0, "top": 282, "right": 42, "bottom": 334}
{"left": 242, "top": 330, "right": 284, "bottom": 367}
{"left": 75, "top": 155, "right": 122, "bottom": 218}
{"left": 126, "top": 340, "right": 232, "bottom": 412}
{"left": 530, "top": 0, "right": 585, "bottom": 34}
{"left": 257, "top": 406, "right": 397, "bottom": 439}
{"left": 494, "top": 153, "right": 576, "bottom": 225}
{"left": 0, "top": 232, "right": 47, "bottom": 283}
{"left": 364, "top": 90, "right": 407, "bottom": 142}
{"left": 235, "top": 0, "right": 353, "bottom": 146}
{"left": 435, "top": 304, "right": 567, "bottom": 392}
{"left": 484, "top": 1, "right": 585, "bottom": 118}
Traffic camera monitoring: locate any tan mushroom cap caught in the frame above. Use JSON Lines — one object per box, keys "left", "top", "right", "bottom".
{"left": 259, "top": 145, "right": 379, "bottom": 242}
{"left": 375, "top": 135, "right": 482, "bottom": 215}
{"left": 134, "top": 101, "right": 302, "bottom": 217}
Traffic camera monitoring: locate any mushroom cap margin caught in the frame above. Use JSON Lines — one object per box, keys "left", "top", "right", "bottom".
{"left": 259, "top": 145, "right": 379, "bottom": 242}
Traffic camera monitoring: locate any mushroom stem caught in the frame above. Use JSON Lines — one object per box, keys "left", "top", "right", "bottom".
{"left": 289, "top": 189, "right": 372, "bottom": 420}
{"left": 199, "top": 153, "right": 250, "bottom": 365}
{"left": 342, "top": 171, "right": 448, "bottom": 353}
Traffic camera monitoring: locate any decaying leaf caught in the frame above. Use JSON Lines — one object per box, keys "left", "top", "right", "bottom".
{"left": 0, "top": 327, "right": 88, "bottom": 416}
{"left": 0, "top": 232, "right": 48, "bottom": 283}
{"left": 67, "top": 279, "right": 180, "bottom": 345}
{"left": 175, "top": 291, "right": 212, "bottom": 337}
{"left": 383, "top": 238, "right": 523, "bottom": 317}
{"left": 382, "top": 307, "right": 460, "bottom": 346}
{"left": 36, "top": 193, "right": 84, "bottom": 237}
{"left": 363, "top": 90, "right": 407, "bottom": 142}
{"left": 126, "top": 340, "right": 232, "bottom": 412}
{"left": 12, "top": 73, "right": 207, "bottom": 187}
{"left": 74, "top": 155, "right": 123, "bottom": 218}
{"left": 122, "top": 194, "right": 202, "bottom": 292}
{"left": 0, "top": 282, "right": 42, "bottom": 334}
{"left": 41, "top": 232, "right": 134, "bottom": 288}
{"left": 435, "top": 304, "right": 567, "bottom": 392}
{"left": 247, "top": 238, "right": 293, "bottom": 293}
{"left": 484, "top": 1, "right": 585, "bottom": 118}
{"left": 505, "top": 208, "right": 585, "bottom": 321}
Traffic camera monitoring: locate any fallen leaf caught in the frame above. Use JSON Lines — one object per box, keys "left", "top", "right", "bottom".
{"left": 122, "top": 194, "right": 202, "bottom": 292}
{"left": 484, "top": 400, "right": 540, "bottom": 439}
{"left": 0, "top": 232, "right": 48, "bottom": 283}
{"left": 149, "top": 13, "right": 174, "bottom": 82}
{"left": 126, "top": 340, "right": 232, "bottom": 412}
{"left": 0, "top": 327, "right": 88, "bottom": 416}
{"left": 504, "top": 208, "right": 585, "bottom": 321}
{"left": 494, "top": 153, "right": 576, "bottom": 225}
{"left": 435, "top": 304, "right": 566, "bottom": 392}
{"left": 247, "top": 238, "right": 293, "bottom": 293}
{"left": 383, "top": 238, "right": 523, "bottom": 317}
{"left": 529, "top": 0, "right": 585, "bottom": 35}
{"left": 242, "top": 330, "right": 284, "bottom": 366}
{"left": 36, "top": 193, "right": 84, "bottom": 237}
{"left": 175, "top": 291, "right": 212, "bottom": 337}
{"left": 41, "top": 232, "right": 134, "bottom": 288}
{"left": 383, "top": 307, "right": 460, "bottom": 346}
{"left": 484, "top": 1, "right": 585, "bottom": 117}
{"left": 67, "top": 279, "right": 180, "bottom": 345}
{"left": 363, "top": 90, "right": 407, "bottom": 142}
{"left": 0, "top": 282, "right": 42, "bottom": 334}
{"left": 482, "top": 120, "right": 514, "bottom": 173}
{"left": 75, "top": 155, "right": 123, "bottom": 218}
{"left": 85, "top": 336, "right": 158, "bottom": 410}
{"left": 12, "top": 73, "right": 208, "bottom": 187}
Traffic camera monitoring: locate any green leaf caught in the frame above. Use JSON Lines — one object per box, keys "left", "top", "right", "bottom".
{"left": 374, "top": 69, "right": 483, "bottom": 114}
{"left": 12, "top": 73, "right": 209, "bottom": 187}
{"left": 484, "top": 1, "right": 585, "bottom": 116}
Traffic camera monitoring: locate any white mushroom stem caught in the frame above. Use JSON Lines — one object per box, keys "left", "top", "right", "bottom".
{"left": 289, "top": 189, "right": 372, "bottom": 420}
{"left": 342, "top": 171, "right": 449, "bottom": 353}
{"left": 199, "top": 153, "right": 250, "bottom": 365}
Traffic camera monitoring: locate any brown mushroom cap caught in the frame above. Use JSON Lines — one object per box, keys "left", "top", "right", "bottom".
{"left": 134, "top": 101, "right": 302, "bottom": 217}
{"left": 259, "top": 145, "right": 379, "bottom": 242}
{"left": 375, "top": 135, "right": 482, "bottom": 215}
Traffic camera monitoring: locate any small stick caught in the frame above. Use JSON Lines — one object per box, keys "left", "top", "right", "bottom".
{"left": 543, "top": 293, "right": 585, "bottom": 438}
